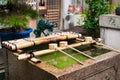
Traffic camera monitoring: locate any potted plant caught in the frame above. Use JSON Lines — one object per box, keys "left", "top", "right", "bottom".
{"left": 0, "top": 0, "right": 39, "bottom": 41}
{"left": 81, "top": 0, "right": 111, "bottom": 38}
{"left": 115, "top": 7, "right": 120, "bottom": 15}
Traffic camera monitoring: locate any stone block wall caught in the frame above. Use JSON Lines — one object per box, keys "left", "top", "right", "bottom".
{"left": 99, "top": 14, "right": 120, "bottom": 50}
{"left": 3, "top": 48, "right": 120, "bottom": 80}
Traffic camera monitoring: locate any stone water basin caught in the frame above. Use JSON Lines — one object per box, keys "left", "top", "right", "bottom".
{"left": 5, "top": 40, "right": 120, "bottom": 80}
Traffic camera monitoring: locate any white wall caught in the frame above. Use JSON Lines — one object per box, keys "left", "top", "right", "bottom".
{"left": 63, "top": 0, "right": 72, "bottom": 18}
{"left": 57, "top": 0, "right": 72, "bottom": 30}
{"left": 62, "top": 0, "right": 84, "bottom": 30}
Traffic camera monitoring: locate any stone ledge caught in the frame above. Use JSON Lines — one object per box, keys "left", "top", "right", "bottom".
{"left": 99, "top": 14, "right": 120, "bottom": 29}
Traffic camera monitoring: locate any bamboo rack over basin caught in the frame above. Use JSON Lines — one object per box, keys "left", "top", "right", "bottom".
{"left": 2, "top": 32, "right": 81, "bottom": 50}
{"left": 18, "top": 41, "right": 96, "bottom": 60}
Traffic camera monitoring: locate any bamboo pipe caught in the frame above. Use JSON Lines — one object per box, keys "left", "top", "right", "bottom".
{"left": 59, "top": 41, "right": 95, "bottom": 60}
{"left": 56, "top": 48, "right": 84, "bottom": 65}
{"left": 18, "top": 42, "right": 84, "bottom": 65}
{"left": 48, "top": 43, "right": 84, "bottom": 65}
{"left": 68, "top": 46, "right": 95, "bottom": 60}
{"left": 2, "top": 39, "right": 35, "bottom": 50}
{"left": 2, "top": 39, "right": 28, "bottom": 48}
{"left": 16, "top": 49, "right": 24, "bottom": 54}
{"left": 29, "top": 57, "right": 41, "bottom": 63}
{"left": 96, "top": 42, "right": 120, "bottom": 53}
{"left": 18, "top": 41, "right": 95, "bottom": 60}
{"left": 2, "top": 33, "right": 81, "bottom": 50}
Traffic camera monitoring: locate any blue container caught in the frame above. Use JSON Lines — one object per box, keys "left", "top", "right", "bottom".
{"left": 0, "top": 28, "right": 32, "bottom": 41}
{"left": 116, "top": 6, "right": 120, "bottom": 16}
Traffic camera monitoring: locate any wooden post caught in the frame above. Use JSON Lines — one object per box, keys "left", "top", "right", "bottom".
{"left": 49, "top": 43, "right": 58, "bottom": 50}
{"left": 85, "top": 37, "right": 93, "bottom": 42}
{"left": 59, "top": 41, "right": 68, "bottom": 47}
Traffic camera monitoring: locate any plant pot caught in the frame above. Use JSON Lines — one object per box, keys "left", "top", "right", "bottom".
{"left": 0, "top": 28, "right": 32, "bottom": 41}
{"left": 115, "top": 6, "right": 120, "bottom": 16}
